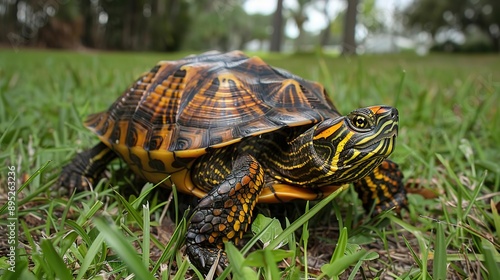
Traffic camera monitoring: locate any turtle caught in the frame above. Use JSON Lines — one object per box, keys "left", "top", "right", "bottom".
{"left": 58, "top": 50, "right": 407, "bottom": 274}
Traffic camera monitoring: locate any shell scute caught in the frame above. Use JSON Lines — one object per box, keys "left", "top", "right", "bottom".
{"left": 85, "top": 51, "right": 339, "bottom": 153}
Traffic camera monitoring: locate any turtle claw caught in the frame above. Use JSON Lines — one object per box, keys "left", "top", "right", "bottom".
{"left": 56, "top": 142, "right": 116, "bottom": 195}
{"left": 57, "top": 161, "right": 94, "bottom": 194}
{"left": 187, "top": 245, "right": 227, "bottom": 275}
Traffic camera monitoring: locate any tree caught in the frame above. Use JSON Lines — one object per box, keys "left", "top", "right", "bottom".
{"left": 359, "top": 0, "right": 385, "bottom": 34}
{"left": 0, "top": 0, "right": 83, "bottom": 49}
{"left": 318, "top": 0, "right": 333, "bottom": 47}
{"left": 289, "top": 0, "right": 310, "bottom": 52}
{"left": 0, "top": 0, "right": 192, "bottom": 51}
{"left": 270, "top": 0, "right": 284, "bottom": 52}
{"left": 405, "top": 0, "right": 500, "bottom": 52}
{"left": 342, "top": 0, "right": 358, "bottom": 55}
{"left": 181, "top": 1, "right": 268, "bottom": 51}
{"left": 248, "top": 13, "right": 273, "bottom": 50}
{"left": 149, "top": 0, "right": 191, "bottom": 51}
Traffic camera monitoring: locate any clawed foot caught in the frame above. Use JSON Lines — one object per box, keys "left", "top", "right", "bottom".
{"left": 55, "top": 142, "right": 116, "bottom": 195}
{"left": 56, "top": 157, "right": 96, "bottom": 195}
{"left": 186, "top": 244, "right": 228, "bottom": 275}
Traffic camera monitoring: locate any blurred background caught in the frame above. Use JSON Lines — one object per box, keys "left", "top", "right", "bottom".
{"left": 1, "top": 2, "right": 499, "bottom": 279}
{"left": 1, "top": 0, "right": 499, "bottom": 55}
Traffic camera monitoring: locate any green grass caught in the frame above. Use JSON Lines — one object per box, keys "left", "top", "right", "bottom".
{"left": 1, "top": 49, "right": 499, "bottom": 279}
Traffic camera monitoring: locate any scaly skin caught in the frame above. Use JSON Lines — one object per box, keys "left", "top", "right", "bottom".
{"left": 354, "top": 159, "right": 407, "bottom": 215}
{"left": 185, "top": 154, "right": 265, "bottom": 274}
{"left": 57, "top": 142, "right": 116, "bottom": 193}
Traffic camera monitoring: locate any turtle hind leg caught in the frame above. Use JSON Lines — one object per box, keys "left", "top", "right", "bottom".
{"left": 57, "top": 142, "right": 117, "bottom": 194}
{"left": 186, "top": 154, "right": 265, "bottom": 275}
{"left": 353, "top": 159, "right": 407, "bottom": 215}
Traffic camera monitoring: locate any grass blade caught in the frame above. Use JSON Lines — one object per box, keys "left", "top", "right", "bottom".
{"left": 330, "top": 227, "right": 348, "bottom": 263}
{"left": 142, "top": 202, "right": 151, "bottom": 268}
{"left": 482, "top": 240, "right": 500, "bottom": 278}
{"left": 40, "top": 239, "right": 73, "bottom": 279}
{"left": 93, "top": 217, "right": 156, "bottom": 280}
{"left": 433, "top": 222, "right": 447, "bottom": 280}
{"left": 267, "top": 186, "right": 348, "bottom": 250}
{"left": 75, "top": 232, "right": 105, "bottom": 280}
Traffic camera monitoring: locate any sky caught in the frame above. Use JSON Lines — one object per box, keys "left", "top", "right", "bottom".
{"left": 243, "top": 0, "right": 411, "bottom": 37}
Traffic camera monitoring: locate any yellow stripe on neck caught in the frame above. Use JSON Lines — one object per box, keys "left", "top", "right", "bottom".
{"left": 325, "top": 131, "right": 353, "bottom": 173}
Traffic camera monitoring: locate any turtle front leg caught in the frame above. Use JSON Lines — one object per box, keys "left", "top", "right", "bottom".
{"left": 57, "top": 142, "right": 117, "bottom": 193}
{"left": 353, "top": 159, "right": 407, "bottom": 215}
{"left": 186, "top": 154, "right": 265, "bottom": 274}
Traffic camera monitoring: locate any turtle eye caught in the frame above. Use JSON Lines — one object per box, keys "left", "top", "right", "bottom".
{"left": 353, "top": 115, "right": 368, "bottom": 128}
{"left": 349, "top": 114, "right": 372, "bottom": 132}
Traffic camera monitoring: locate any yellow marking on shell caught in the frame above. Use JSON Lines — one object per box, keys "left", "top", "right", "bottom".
{"left": 142, "top": 74, "right": 153, "bottom": 83}
{"left": 161, "top": 75, "right": 185, "bottom": 90}
{"left": 100, "top": 136, "right": 210, "bottom": 198}
{"left": 154, "top": 84, "right": 167, "bottom": 95}
{"left": 179, "top": 70, "right": 270, "bottom": 128}
{"left": 227, "top": 231, "right": 235, "bottom": 239}
{"left": 210, "top": 137, "right": 246, "bottom": 149}
{"left": 313, "top": 122, "right": 344, "bottom": 140}
{"left": 246, "top": 55, "right": 268, "bottom": 67}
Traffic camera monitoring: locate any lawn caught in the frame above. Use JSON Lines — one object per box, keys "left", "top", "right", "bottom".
{"left": 0, "top": 49, "right": 499, "bottom": 279}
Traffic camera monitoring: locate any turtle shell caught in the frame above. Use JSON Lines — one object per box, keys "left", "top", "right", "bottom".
{"left": 85, "top": 51, "right": 340, "bottom": 197}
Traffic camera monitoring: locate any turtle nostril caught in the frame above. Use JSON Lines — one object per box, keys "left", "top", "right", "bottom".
{"left": 391, "top": 108, "right": 399, "bottom": 119}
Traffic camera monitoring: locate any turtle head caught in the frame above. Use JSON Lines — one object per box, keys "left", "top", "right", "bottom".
{"left": 311, "top": 105, "right": 399, "bottom": 183}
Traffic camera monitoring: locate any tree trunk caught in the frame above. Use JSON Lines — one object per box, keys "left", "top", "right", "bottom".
{"left": 270, "top": 0, "right": 284, "bottom": 52}
{"left": 1, "top": 0, "right": 20, "bottom": 46}
{"left": 319, "top": 26, "right": 331, "bottom": 47}
{"left": 122, "top": 1, "right": 133, "bottom": 49}
{"left": 487, "top": 33, "right": 500, "bottom": 53}
{"left": 319, "top": 0, "right": 332, "bottom": 48}
{"left": 294, "top": 15, "right": 307, "bottom": 52}
{"left": 341, "top": 0, "right": 358, "bottom": 55}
